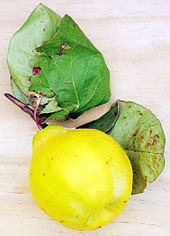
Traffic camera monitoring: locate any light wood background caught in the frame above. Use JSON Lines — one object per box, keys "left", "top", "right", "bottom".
{"left": 0, "top": 0, "right": 170, "bottom": 235}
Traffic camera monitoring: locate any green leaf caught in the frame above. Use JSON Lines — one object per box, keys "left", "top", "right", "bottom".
{"left": 8, "top": 5, "right": 111, "bottom": 121}
{"left": 44, "top": 109, "right": 69, "bottom": 121}
{"left": 8, "top": 3, "right": 61, "bottom": 102}
{"left": 78, "top": 101, "right": 119, "bottom": 132}
{"left": 10, "top": 78, "right": 30, "bottom": 105}
{"left": 30, "top": 14, "right": 111, "bottom": 119}
{"left": 79, "top": 100, "right": 165, "bottom": 194}
{"left": 39, "top": 97, "right": 59, "bottom": 114}
{"left": 109, "top": 101, "right": 165, "bottom": 194}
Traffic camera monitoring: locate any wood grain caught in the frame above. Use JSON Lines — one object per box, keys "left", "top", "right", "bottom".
{"left": 0, "top": 0, "right": 170, "bottom": 235}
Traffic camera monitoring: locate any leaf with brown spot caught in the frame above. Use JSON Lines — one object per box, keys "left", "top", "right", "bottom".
{"left": 108, "top": 101, "right": 165, "bottom": 194}
{"left": 8, "top": 3, "right": 61, "bottom": 101}
{"left": 30, "top": 14, "right": 111, "bottom": 120}
{"left": 8, "top": 4, "right": 111, "bottom": 121}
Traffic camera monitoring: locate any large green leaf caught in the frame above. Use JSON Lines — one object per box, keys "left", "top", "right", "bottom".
{"left": 108, "top": 101, "right": 165, "bottom": 194}
{"left": 7, "top": 5, "right": 111, "bottom": 121}
{"left": 8, "top": 3, "right": 61, "bottom": 100}
{"left": 79, "top": 100, "right": 165, "bottom": 194}
{"left": 30, "top": 14, "right": 111, "bottom": 119}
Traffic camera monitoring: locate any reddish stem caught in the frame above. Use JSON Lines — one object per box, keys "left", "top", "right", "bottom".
{"left": 33, "top": 95, "right": 42, "bottom": 129}
{"left": 4, "top": 93, "right": 45, "bottom": 129}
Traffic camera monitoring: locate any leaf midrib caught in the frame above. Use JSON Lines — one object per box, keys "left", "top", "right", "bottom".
{"left": 124, "top": 148, "right": 163, "bottom": 155}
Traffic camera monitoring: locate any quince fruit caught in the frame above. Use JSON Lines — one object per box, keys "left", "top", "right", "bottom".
{"left": 29, "top": 125, "right": 132, "bottom": 230}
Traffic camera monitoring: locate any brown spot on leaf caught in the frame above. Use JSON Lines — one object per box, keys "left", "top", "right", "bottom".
{"left": 57, "top": 51, "right": 64, "bottom": 56}
{"left": 32, "top": 67, "right": 41, "bottom": 75}
{"left": 128, "top": 105, "right": 131, "bottom": 108}
{"left": 153, "top": 156, "right": 159, "bottom": 164}
{"left": 123, "top": 116, "right": 127, "bottom": 119}
{"left": 61, "top": 42, "right": 67, "bottom": 50}
{"left": 138, "top": 135, "right": 144, "bottom": 143}
{"left": 133, "top": 129, "right": 139, "bottom": 137}
{"left": 150, "top": 130, "right": 153, "bottom": 135}
{"left": 139, "top": 112, "right": 143, "bottom": 115}
{"left": 48, "top": 56, "right": 54, "bottom": 61}
{"left": 43, "top": 28, "right": 46, "bottom": 31}
{"left": 145, "top": 134, "right": 159, "bottom": 147}
{"left": 64, "top": 82, "right": 73, "bottom": 85}
{"left": 61, "top": 101, "right": 69, "bottom": 105}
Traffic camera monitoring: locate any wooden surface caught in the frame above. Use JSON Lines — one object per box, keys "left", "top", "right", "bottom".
{"left": 0, "top": 0, "right": 170, "bottom": 235}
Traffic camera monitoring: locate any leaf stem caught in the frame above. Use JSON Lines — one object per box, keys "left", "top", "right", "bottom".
{"left": 33, "top": 95, "right": 42, "bottom": 129}
{"left": 4, "top": 93, "right": 46, "bottom": 129}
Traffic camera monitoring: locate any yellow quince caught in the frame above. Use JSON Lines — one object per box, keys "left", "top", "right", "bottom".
{"left": 29, "top": 125, "right": 132, "bottom": 230}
